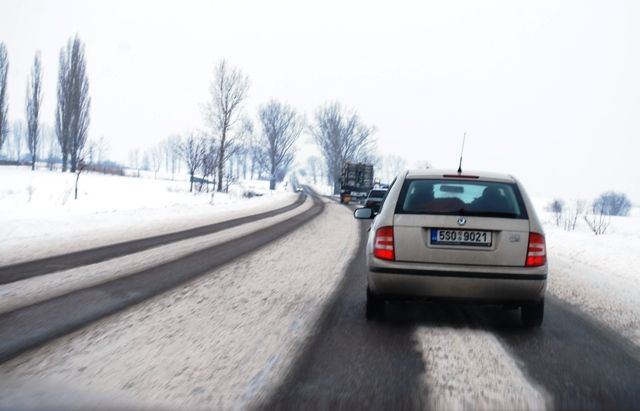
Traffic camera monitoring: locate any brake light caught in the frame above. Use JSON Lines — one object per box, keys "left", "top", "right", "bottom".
{"left": 526, "top": 232, "right": 546, "bottom": 267}
{"left": 443, "top": 174, "right": 479, "bottom": 179}
{"left": 374, "top": 226, "right": 395, "bottom": 261}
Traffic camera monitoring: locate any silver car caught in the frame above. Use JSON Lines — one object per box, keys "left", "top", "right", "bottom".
{"left": 354, "top": 169, "right": 547, "bottom": 327}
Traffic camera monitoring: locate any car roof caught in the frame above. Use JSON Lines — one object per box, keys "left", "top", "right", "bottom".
{"left": 404, "top": 169, "right": 517, "bottom": 183}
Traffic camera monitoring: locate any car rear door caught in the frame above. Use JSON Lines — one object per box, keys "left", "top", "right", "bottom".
{"left": 392, "top": 178, "right": 530, "bottom": 267}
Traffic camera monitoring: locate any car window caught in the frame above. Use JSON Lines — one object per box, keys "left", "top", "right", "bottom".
{"left": 368, "top": 190, "right": 387, "bottom": 198}
{"left": 395, "top": 179, "right": 527, "bottom": 219}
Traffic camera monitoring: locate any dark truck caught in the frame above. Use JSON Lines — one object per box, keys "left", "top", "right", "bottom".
{"left": 339, "top": 162, "right": 374, "bottom": 204}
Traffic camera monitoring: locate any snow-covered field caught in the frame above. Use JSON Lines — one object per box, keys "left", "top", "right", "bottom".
{"left": 0, "top": 196, "right": 315, "bottom": 315}
{"left": 534, "top": 201, "right": 640, "bottom": 346}
{"left": 0, "top": 166, "right": 293, "bottom": 265}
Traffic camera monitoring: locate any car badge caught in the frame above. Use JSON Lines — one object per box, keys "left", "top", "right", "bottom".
{"left": 457, "top": 217, "right": 466, "bottom": 226}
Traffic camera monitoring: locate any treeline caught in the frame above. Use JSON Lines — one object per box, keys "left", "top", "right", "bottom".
{"left": 0, "top": 36, "right": 91, "bottom": 173}
{"left": 547, "top": 191, "right": 633, "bottom": 235}
{"left": 133, "top": 61, "right": 379, "bottom": 194}
{"left": 0, "top": 36, "right": 382, "bottom": 194}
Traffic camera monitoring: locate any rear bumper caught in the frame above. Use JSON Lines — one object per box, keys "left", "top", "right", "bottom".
{"left": 368, "top": 267, "right": 546, "bottom": 302}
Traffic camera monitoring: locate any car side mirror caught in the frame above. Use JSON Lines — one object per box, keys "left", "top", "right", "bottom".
{"left": 354, "top": 207, "right": 374, "bottom": 219}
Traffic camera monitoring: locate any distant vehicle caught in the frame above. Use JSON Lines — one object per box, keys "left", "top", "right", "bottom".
{"left": 295, "top": 186, "right": 304, "bottom": 192}
{"left": 364, "top": 188, "right": 388, "bottom": 213}
{"left": 340, "top": 162, "right": 373, "bottom": 204}
{"left": 354, "top": 169, "right": 547, "bottom": 327}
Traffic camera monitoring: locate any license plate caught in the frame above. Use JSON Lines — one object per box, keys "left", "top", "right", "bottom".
{"left": 431, "top": 229, "right": 492, "bottom": 247}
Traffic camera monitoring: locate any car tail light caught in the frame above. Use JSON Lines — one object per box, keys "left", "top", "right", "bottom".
{"left": 525, "top": 232, "right": 546, "bottom": 267}
{"left": 374, "top": 226, "right": 395, "bottom": 261}
{"left": 443, "top": 174, "right": 479, "bottom": 179}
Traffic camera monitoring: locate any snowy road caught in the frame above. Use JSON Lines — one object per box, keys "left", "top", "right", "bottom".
{"left": 1, "top": 190, "right": 640, "bottom": 410}
{"left": 266, "top": 218, "right": 640, "bottom": 410}
{"left": 0, "top": 194, "right": 306, "bottom": 284}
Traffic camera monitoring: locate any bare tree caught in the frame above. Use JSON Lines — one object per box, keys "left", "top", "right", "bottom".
{"left": 200, "top": 137, "right": 219, "bottom": 192}
{"left": 593, "top": 191, "right": 632, "bottom": 217}
{"left": 241, "top": 119, "right": 267, "bottom": 180}
{"left": 547, "top": 199, "right": 565, "bottom": 227}
{"left": 206, "top": 60, "right": 250, "bottom": 192}
{"left": 0, "top": 43, "right": 8, "bottom": 154}
{"left": 12, "top": 120, "right": 23, "bottom": 163}
{"left": 42, "top": 124, "right": 59, "bottom": 170}
{"left": 562, "top": 200, "right": 585, "bottom": 231}
{"left": 74, "top": 157, "right": 86, "bottom": 200}
{"left": 26, "top": 51, "right": 43, "bottom": 170}
{"left": 181, "top": 133, "right": 205, "bottom": 192}
{"left": 382, "top": 155, "right": 407, "bottom": 182}
{"left": 232, "top": 118, "right": 254, "bottom": 180}
{"left": 584, "top": 201, "right": 611, "bottom": 235}
{"left": 259, "top": 101, "right": 303, "bottom": 190}
{"left": 128, "top": 148, "right": 140, "bottom": 176}
{"left": 148, "top": 146, "right": 162, "bottom": 178}
{"left": 167, "top": 134, "right": 181, "bottom": 180}
{"left": 307, "top": 155, "right": 320, "bottom": 184}
{"left": 96, "top": 136, "right": 109, "bottom": 164}
{"left": 310, "top": 102, "right": 375, "bottom": 194}
{"left": 56, "top": 35, "right": 91, "bottom": 172}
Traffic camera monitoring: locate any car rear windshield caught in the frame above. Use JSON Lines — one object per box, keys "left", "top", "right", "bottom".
{"left": 395, "top": 179, "right": 528, "bottom": 219}
{"left": 369, "top": 190, "right": 387, "bottom": 198}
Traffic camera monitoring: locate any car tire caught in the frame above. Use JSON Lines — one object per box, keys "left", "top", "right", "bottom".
{"left": 521, "top": 299, "right": 544, "bottom": 327}
{"left": 366, "top": 286, "right": 384, "bottom": 320}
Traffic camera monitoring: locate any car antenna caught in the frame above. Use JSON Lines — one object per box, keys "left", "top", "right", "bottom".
{"left": 457, "top": 132, "right": 467, "bottom": 174}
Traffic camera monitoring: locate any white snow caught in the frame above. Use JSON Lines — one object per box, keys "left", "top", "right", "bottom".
{"left": 0, "top": 196, "right": 315, "bottom": 315}
{"left": 534, "top": 201, "right": 640, "bottom": 346}
{"left": 0, "top": 197, "right": 360, "bottom": 410}
{"left": 0, "top": 166, "right": 294, "bottom": 265}
{"left": 414, "top": 326, "right": 549, "bottom": 410}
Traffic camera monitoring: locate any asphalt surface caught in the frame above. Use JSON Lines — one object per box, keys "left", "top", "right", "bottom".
{"left": 0, "top": 193, "right": 306, "bottom": 285}
{"left": 265, "top": 216, "right": 640, "bottom": 410}
{"left": 0, "top": 191, "right": 323, "bottom": 363}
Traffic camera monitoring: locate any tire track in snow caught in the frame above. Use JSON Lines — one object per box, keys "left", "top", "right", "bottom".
{"left": 0, "top": 193, "right": 306, "bottom": 284}
{"left": 492, "top": 296, "right": 640, "bottom": 410}
{"left": 0, "top": 193, "right": 359, "bottom": 410}
{"left": 0, "top": 196, "right": 315, "bottom": 315}
{"left": 0, "top": 189, "right": 322, "bottom": 363}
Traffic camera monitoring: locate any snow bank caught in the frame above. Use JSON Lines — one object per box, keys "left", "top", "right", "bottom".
{"left": 0, "top": 197, "right": 315, "bottom": 315}
{"left": 534, "top": 199, "right": 640, "bottom": 347}
{"left": 0, "top": 166, "right": 294, "bottom": 265}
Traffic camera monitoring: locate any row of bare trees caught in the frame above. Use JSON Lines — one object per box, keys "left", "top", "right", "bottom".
{"left": 548, "top": 191, "right": 632, "bottom": 235}
{"left": 176, "top": 94, "right": 376, "bottom": 194}
{"left": 2, "top": 42, "right": 375, "bottom": 195}
{"left": 310, "top": 102, "right": 376, "bottom": 194}
{"left": 0, "top": 42, "right": 45, "bottom": 170}
{"left": 160, "top": 60, "right": 304, "bottom": 193}
{"left": 0, "top": 44, "right": 9, "bottom": 158}
{"left": 0, "top": 37, "right": 91, "bottom": 173}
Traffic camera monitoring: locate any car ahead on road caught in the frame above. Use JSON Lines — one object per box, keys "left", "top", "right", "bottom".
{"left": 354, "top": 169, "right": 547, "bottom": 327}
{"left": 364, "top": 188, "right": 388, "bottom": 213}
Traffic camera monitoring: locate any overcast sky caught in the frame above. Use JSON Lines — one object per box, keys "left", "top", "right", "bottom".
{"left": 1, "top": 0, "right": 639, "bottom": 201}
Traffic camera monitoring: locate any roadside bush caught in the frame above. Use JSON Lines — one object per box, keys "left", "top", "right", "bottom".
{"left": 84, "top": 162, "right": 125, "bottom": 176}
{"left": 584, "top": 201, "right": 611, "bottom": 235}
{"left": 593, "top": 191, "right": 632, "bottom": 216}
{"left": 546, "top": 199, "right": 565, "bottom": 227}
{"left": 561, "top": 200, "right": 585, "bottom": 232}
